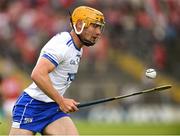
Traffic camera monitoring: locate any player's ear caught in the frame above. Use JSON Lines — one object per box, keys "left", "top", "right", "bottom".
{"left": 76, "top": 20, "right": 84, "bottom": 31}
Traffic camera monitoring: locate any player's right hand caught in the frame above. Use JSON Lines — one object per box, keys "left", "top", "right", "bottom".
{"left": 59, "top": 98, "right": 79, "bottom": 113}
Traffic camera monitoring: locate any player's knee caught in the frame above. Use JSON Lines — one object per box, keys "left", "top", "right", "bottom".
{"left": 43, "top": 117, "right": 79, "bottom": 135}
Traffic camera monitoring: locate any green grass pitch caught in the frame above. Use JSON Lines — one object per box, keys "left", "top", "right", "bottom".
{"left": 75, "top": 120, "right": 180, "bottom": 135}
{"left": 1, "top": 118, "right": 180, "bottom": 135}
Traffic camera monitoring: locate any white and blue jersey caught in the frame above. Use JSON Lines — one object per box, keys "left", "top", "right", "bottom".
{"left": 24, "top": 32, "right": 83, "bottom": 102}
{"left": 11, "top": 32, "right": 83, "bottom": 133}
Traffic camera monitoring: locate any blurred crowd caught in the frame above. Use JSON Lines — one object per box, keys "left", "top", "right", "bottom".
{"left": 0, "top": 0, "right": 180, "bottom": 119}
{"left": 0, "top": 0, "right": 179, "bottom": 75}
{"left": 0, "top": 0, "right": 180, "bottom": 74}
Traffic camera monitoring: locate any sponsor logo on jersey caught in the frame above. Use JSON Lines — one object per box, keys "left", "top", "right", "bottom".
{"left": 67, "top": 73, "right": 76, "bottom": 81}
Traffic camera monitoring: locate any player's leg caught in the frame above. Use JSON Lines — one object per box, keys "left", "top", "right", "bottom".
{"left": 43, "top": 116, "right": 79, "bottom": 135}
{"left": 9, "top": 127, "right": 34, "bottom": 135}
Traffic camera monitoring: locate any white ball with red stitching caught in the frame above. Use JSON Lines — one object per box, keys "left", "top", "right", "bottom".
{"left": 145, "top": 68, "right": 157, "bottom": 79}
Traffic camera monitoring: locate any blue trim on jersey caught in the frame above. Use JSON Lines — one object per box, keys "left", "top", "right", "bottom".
{"left": 68, "top": 33, "right": 81, "bottom": 51}
{"left": 66, "top": 39, "right": 73, "bottom": 46}
{"left": 46, "top": 53, "right": 59, "bottom": 63}
{"left": 73, "top": 42, "right": 81, "bottom": 51}
{"left": 67, "top": 41, "right": 73, "bottom": 47}
{"left": 42, "top": 54, "right": 58, "bottom": 67}
{"left": 12, "top": 92, "right": 69, "bottom": 133}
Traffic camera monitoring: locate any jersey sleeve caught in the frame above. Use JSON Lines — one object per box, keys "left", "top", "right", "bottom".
{"left": 40, "top": 34, "right": 67, "bottom": 67}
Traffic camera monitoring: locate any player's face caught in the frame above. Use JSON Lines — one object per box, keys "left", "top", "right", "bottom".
{"left": 81, "top": 23, "right": 103, "bottom": 45}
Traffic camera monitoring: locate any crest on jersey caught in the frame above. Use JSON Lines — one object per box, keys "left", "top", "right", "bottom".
{"left": 70, "top": 54, "right": 81, "bottom": 65}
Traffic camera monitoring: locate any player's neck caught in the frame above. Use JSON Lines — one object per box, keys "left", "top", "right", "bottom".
{"left": 70, "top": 31, "right": 83, "bottom": 49}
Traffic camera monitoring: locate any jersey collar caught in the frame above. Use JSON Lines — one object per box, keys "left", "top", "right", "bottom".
{"left": 68, "top": 32, "right": 81, "bottom": 51}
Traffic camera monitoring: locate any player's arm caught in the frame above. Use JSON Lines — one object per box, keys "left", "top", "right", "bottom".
{"left": 31, "top": 57, "right": 78, "bottom": 113}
